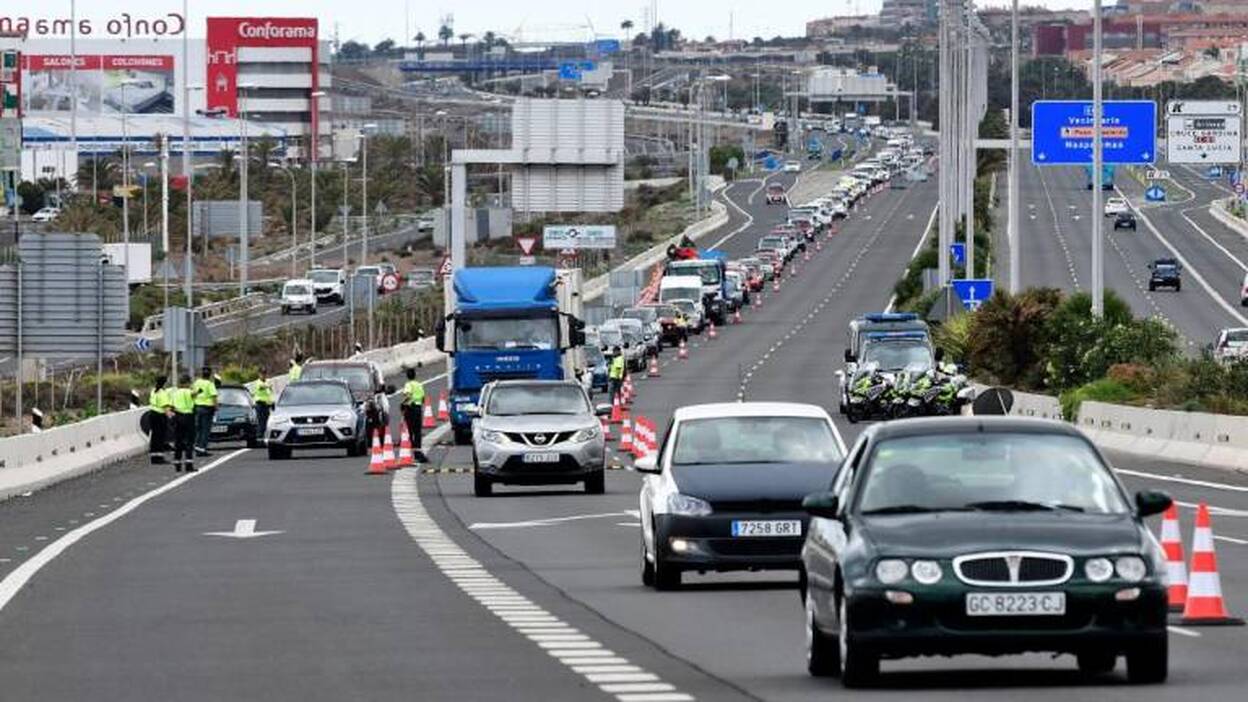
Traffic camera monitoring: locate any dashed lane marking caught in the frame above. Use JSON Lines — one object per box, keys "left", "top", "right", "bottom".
{"left": 390, "top": 470, "right": 694, "bottom": 702}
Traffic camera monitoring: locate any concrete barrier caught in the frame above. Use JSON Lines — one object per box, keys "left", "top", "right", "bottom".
{"left": 1208, "top": 197, "right": 1248, "bottom": 244}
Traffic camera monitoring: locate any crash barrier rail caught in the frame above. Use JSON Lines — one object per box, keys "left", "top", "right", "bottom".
{"left": 0, "top": 338, "right": 446, "bottom": 502}
{"left": 978, "top": 385, "right": 1248, "bottom": 474}
{"left": 140, "top": 293, "right": 273, "bottom": 337}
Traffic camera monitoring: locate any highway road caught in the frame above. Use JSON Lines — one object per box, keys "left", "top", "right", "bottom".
{"left": 2, "top": 167, "right": 1248, "bottom": 701}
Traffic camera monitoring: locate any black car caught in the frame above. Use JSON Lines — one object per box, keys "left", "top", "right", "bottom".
{"left": 636, "top": 403, "right": 846, "bottom": 590}
{"left": 800, "top": 417, "right": 1171, "bottom": 687}
{"left": 1148, "top": 258, "right": 1182, "bottom": 292}
{"left": 1113, "top": 212, "right": 1137, "bottom": 230}
{"left": 209, "top": 385, "right": 260, "bottom": 447}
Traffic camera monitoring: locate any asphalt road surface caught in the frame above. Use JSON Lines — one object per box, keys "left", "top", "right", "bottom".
{"left": 2, "top": 169, "right": 1247, "bottom": 701}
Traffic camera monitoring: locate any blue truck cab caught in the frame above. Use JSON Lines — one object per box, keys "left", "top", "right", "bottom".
{"left": 663, "top": 251, "right": 729, "bottom": 325}
{"left": 435, "top": 267, "right": 586, "bottom": 444}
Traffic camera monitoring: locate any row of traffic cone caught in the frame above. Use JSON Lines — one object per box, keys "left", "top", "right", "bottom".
{"left": 1159, "top": 503, "right": 1244, "bottom": 625}
{"left": 366, "top": 424, "right": 419, "bottom": 475}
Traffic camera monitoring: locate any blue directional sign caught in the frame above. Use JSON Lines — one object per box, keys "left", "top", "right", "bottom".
{"left": 950, "top": 243, "right": 966, "bottom": 267}
{"left": 951, "top": 279, "right": 994, "bottom": 311}
{"left": 763, "top": 155, "right": 780, "bottom": 171}
{"left": 558, "top": 62, "right": 582, "bottom": 80}
{"left": 134, "top": 337, "right": 153, "bottom": 353}
{"left": 592, "top": 39, "right": 620, "bottom": 55}
{"left": 1145, "top": 185, "right": 1166, "bottom": 203}
{"left": 1207, "top": 165, "right": 1223, "bottom": 179}
{"left": 1031, "top": 100, "right": 1157, "bottom": 165}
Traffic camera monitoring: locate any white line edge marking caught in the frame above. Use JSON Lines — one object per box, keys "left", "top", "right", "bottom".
{"left": 0, "top": 447, "right": 250, "bottom": 613}
{"left": 1168, "top": 625, "right": 1201, "bottom": 638}
{"left": 390, "top": 470, "right": 696, "bottom": 701}
{"left": 886, "top": 201, "right": 940, "bottom": 312}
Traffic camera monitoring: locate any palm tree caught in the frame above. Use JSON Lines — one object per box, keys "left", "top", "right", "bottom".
{"left": 482, "top": 31, "right": 497, "bottom": 52}
{"left": 458, "top": 33, "right": 474, "bottom": 58}
{"left": 414, "top": 30, "right": 426, "bottom": 59}
{"left": 620, "top": 20, "right": 635, "bottom": 100}
{"left": 438, "top": 23, "right": 453, "bottom": 47}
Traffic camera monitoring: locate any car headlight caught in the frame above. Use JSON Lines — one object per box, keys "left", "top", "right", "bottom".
{"left": 480, "top": 430, "right": 506, "bottom": 443}
{"left": 1115, "top": 556, "right": 1147, "bottom": 583}
{"left": 911, "top": 560, "right": 943, "bottom": 585}
{"left": 1085, "top": 557, "right": 1114, "bottom": 582}
{"left": 875, "top": 559, "right": 909, "bottom": 585}
{"left": 269, "top": 415, "right": 291, "bottom": 426}
{"left": 572, "top": 426, "right": 601, "bottom": 443}
{"left": 331, "top": 411, "right": 355, "bottom": 423}
{"left": 666, "top": 493, "right": 712, "bottom": 517}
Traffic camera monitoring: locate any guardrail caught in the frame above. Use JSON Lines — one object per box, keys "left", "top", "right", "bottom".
{"left": 140, "top": 293, "right": 273, "bottom": 336}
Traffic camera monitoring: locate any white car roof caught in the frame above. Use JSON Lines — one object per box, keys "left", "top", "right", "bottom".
{"left": 661, "top": 275, "right": 704, "bottom": 288}
{"left": 284, "top": 278, "right": 315, "bottom": 287}
{"left": 673, "top": 402, "right": 834, "bottom": 422}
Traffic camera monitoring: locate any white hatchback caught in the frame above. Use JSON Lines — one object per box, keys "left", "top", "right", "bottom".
{"left": 1104, "top": 197, "right": 1129, "bottom": 217}
{"left": 281, "top": 279, "right": 318, "bottom": 315}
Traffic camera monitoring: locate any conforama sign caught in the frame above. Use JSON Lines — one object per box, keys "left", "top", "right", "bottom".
{"left": 205, "top": 17, "right": 318, "bottom": 118}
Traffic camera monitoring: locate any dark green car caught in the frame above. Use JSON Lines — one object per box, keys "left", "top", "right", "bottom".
{"left": 209, "top": 385, "right": 260, "bottom": 448}
{"left": 800, "top": 417, "right": 1172, "bottom": 687}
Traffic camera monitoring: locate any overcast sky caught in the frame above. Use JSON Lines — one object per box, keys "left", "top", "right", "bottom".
{"left": 40, "top": 1, "right": 1094, "bottom": 45}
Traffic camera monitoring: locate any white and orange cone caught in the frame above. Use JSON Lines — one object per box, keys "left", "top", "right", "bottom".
{"left": 708, "top": 322, "right": 718, "bottom": 340}
{"left": 600, "top": 415, "right": 614, "bottom": 442}
{"left": 366, "top": 433, "right": 387, "bottom": 475}
{"left": 423, "top": 395, "right": 436, "bottom": 429}
{"left": 1159, "top": 504, "right": 1188, "bottom": 612}
{"left": 619, "top": 414, "right": 634, "bottom": 454}
{"left": 382, "top": 426, "right": 397, "bottom": 470}
{"left": 437, "top": 390, "right": 450, "bottom": 423}
{"left": 610, "top": 394, "right": 623, "bottom": 423}
{"left": 1180, "top": 503, "right": 1245, "bottom": 626}
{"left": 648, "top": 356, "right": 661, "bottom": 378}
{"left": 732, "top": 308, "right": 743, "bottom": 325}
{"left": 678, "top": 340, "right": 689, "bottom": 361}
{"left": 397, "top": 425, "right": 415, "bottom": 468}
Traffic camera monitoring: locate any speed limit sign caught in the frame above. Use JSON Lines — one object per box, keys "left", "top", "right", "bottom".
{"left": 381, "top": 273, "right": 400, "bottom": 293}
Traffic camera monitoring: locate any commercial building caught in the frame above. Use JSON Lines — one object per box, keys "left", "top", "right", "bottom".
{"left": 879, "top": 0, "right": 938, "bottom": 28}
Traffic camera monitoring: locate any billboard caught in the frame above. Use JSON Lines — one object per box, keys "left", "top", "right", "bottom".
{"left": 206, "top": 17, "right": 319, "bottom": 118}
{"left": 22, "top": 54, "right": 175, "bottom": 114}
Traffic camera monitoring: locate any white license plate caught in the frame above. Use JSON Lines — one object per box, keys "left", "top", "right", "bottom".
{"left": 966, "top": 592, "right": 1066, "bottom": 617}
{"left": 211, "top": 425, "right": 230, "bottom": 434}
{"left": 522, "top": 453, "right": 560, "bottom": 464}
{"left": 296, "top": 427, "right": 323, "bottom": 437}
{"left": 731, "top": 520, "right": 802, "bottom": 537}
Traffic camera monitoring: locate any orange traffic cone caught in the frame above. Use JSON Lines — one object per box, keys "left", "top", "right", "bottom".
{"left": 753, "top": 292, "right": 762, "bottom": 309}
{"left": 600, "top": 415, "right": 614, "bottom": 442}
{"left": 610, "top": 395, "right": 623, "bottom": 424}
{"left": 619, "top": 414, "right": 634, "bottom": 454}
{"left": 625, "top": 376, "right": 636, "bottom": 403}
{"left": 437, "top": 390, "right": 450, "bottom": 422}
{"left": 398, "top": 425, "right": 415, "bottom": 467}
{"left": 816, "top": 239, "right": 823, "bottom": 251}
{"left": 803, "top": 248, "right": 811, "bottom": 262}
{"left": 1180, "top": 503, "right": 1245, "bottom": 626}
{"left": 648, "top": 356, "right": 661, "bottom": 378}
{"left": 708, "top": 322, "right": 718, "bottom": 340}
{"left": 423, "top": 395, "right": 436, "bottom": 429}
{"left": 678, "top": 340, "right": 689, "bottom": 361}
{"left": 732, "top": 308, "right": 743, "bottom": 325}
{"left": 366, "top": 433, "right": 387, "bottom": 475}
{"left": 382, "top": 426, "right": 397, "bottom": 470}
{"left": 773, "top": 278, "right": 781, "bottom": 293}
{"left": 1160, "top": 504, "right": 1188, "bottom": 612}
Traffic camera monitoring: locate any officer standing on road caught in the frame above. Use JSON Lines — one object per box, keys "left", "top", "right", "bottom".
{"left": 251, "top": 375, "right": 275, "bottom": 437}
{"left": 401, "top": 367, "right": 427, "bottom": 463}
{"left": 289, "top": 353, "right": 305, "bottom": 381}
{"left": 147, "top": 376, "right": 172, "bottom": 464}
{"left": 170, "top": 374, "right": 197, "bottom": 472}
{"left": 192, "top": 366, "right": 218, "bottom": 456}
{"left": 608, "top": 347, "right": 626, "bottom": 404}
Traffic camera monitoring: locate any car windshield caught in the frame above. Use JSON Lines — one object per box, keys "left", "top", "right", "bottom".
{"left": 856, "top": 433, "right": 1128, "bottom": 515}
{"left": 309, "top": 271, "right": 340, "bottom": 283}
{"left": 409, "top": 270, "right": 435, "bottom": 283}
{"left": 652, "top": 305, "right": 679, "bottom": 319}
{"left": 623, "top": 308, "right": 657, "bottom": 324}
{"left": 487, "top": 385, "right": 589, "bottom": 416}
{"left": 284, "top": 284, "right": 311, "bottom": 296}
{"left": 759, "top": 237, "right": 787, "bottom": 250}
{"left": 1156, "top": 264, "right": 1178, "bottom": 273}
{"left": 218, "top": 388, "right": 251, "bottom": 406}
{"left": 671, "top": 300, "right": 698, "bottom": 316}
{"left": 357, "top": 267, "right": 380, "bottom": 277}
{"left": 280, "top": 383, "right": 352, "bottom": 406}
{"left": 458, "top": 316, "right": 558, "bottom": 351}
{"left": 671, "top": 416, "right": 843, "bottom": 466}
{"left": 669, "top": 263, "right": 721, "bottom": 285}
{"left": 660, "top": 287, "right": 701, "bottom": 303}
{"left": 598, "top": 328, "right": 624, "bottom": 345}
{"left": 585, "top": 346, "right": 606, "bottom": 365}
{"left": 1222, "top": 330, "right": 1248, "bottom": 346}
{"left": 861, "top": 340, "right": 932, "bottom": 371}
{"left": 301, "top": 365, "right": 374, "bottom": 396}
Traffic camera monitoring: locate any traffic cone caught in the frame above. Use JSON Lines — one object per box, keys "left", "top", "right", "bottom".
{"left": 732, "top": 308, "right": 743, "bottom": 325}
{"left": 619, "top": 414, "right": 634, "bottom": 454}
{"left": 366, "top": 433, "right": 387, "bottom": 475}
{"left": 753, "top": 291, "right": 763, "bottom": 308}
{"left": 423, "top": 395, "right": 436, "bottom": 429}
{"left": 624, "top": 375, "right": 635, "bottom": 404}
{"left": 804, "top": 248, "right": 811, "bottom": 262}
{"left": 772, "top": 278, "right": 781, "bottom": 293}
{"left": 382, "top": 426, "right": 397, "bottom": 470}
{"left": 600, "top": 415, "right": 614, "bottom": 442}
{"left": 437, "top": 390, "right": 450, "bottom": 423}
{"left": 708, "top": 322, "right": 718, "bottom": 340}
{"left": 1159, "top": 504, "right": 1188, "bottom": 612}
{"left": 1180, "top": 503, "right": 1245, "bottom": 626}
{"left": 648, "top": 355, "right": 661, "bottom": 378}
{"left": 677, "top": 340, "right": 689, "bottom": 361}
{"left": 397, "top": 425, "right": 415, "bottom": 467}
{"left": 610, "top": 395, "right": 623, "bottom": 423}
{"left": 631, "top": 417, "right": 647, "bottom": 459}
{"left": 816, "top": 239, "right": 823, "bottom": 252}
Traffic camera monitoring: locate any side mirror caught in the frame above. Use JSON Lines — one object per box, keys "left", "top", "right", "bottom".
{"left": 835, "top": 369, "right": 846, "bottom": 383}
{"left": 634, "top": 455, "right": 660, "bottom": 474}
{"left": 435, "top": 319, "right": 447, "bottom": 352}
{"left": 844, "top": 349, "right": 855, "bottom": 363}
{"left": 802, "top": 491, "right": 840, "bottom": 519}
{"left": 595, "top": 404, "right": 613, "bottom": 417}
{"left": 385, "top": 384, "right": 397, "bottom": 395}
{"left": 1135, "top": 490, "right": 1172, "bottom": 518}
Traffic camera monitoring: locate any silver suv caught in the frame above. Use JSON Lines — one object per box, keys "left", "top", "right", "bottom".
{"left": 471, "top": 380, "right": 609, "bottom": 497}
{"left": 266, "top": 380, "right": 367, "bottom": 459}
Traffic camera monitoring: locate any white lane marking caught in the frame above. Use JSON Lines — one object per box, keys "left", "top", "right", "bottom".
{"left": 202, "top": 518, "right": 284, "bottom": 539}
{"left": 1114, "top": 468, "right": 1248, "bottom": 494}
{"left": 390, "top": 471, "right": 695, "bottom": 701}
{"left": 1216, "top": 534, "right": 1248, "bottom": 546}
{"left": 886, "top": 202, "right": 939, "bottom": 312}
{"left": 1179, "top": 205, "right": 1248, "bottom": 272}
{"left": 0, "top": 447, "right": 249, "bottom": 614}
{"left": 468, "top": 511, "right": 636, "bottom": 530}
{"left": 617, "top": 694, "right": 694, "bottom": 702}
{"left": 706, "top": 185, "right": 756, "bottom": 250}
{"left": 1168, "top": 625, "right": 1202, "bottom": 638}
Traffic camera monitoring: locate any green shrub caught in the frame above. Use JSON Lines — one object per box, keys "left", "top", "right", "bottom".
{"left": 1060, "top": 378, "right": 1140, "bottom": 421}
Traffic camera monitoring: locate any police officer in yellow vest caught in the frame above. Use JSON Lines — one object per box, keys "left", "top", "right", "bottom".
{"left": 192, "top": 366, "right": 218, "bottom": 456}
{"left": 251, "top": 376, "right": 276, "bottom": 437}
{"left": 401, "top": 367, "right": 427, "bottom": 462}
{"left": 170, "top": 374, "right": 198, "bottom": 472}
{"left": 289, "top": 352, "right": 305, "bottom": 382}
{"left": 608, "top": 347, "right": 626, "bottom": 404}
{"left": 147, "top": 376, "right": 173, "bottom": 464}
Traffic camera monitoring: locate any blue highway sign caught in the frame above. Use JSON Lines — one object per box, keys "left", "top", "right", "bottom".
{"left": 950, "top": 243, "right": 966, "bottom": 267}
{"left": 1031, "top": 100, "right": 1157, "bottom": 165}
{"left": 951, "top": 279, "right": 994, "bottom": 311}
{"left": 1207, "top": 165, "right": 1223, "bottom": 179}
{"left": 1145, "top": 185, "right": 1166, "bottom": 203}
{"left": 134, "top": 337, "right": 153, "bottom": 353}
{"left": 559, "top": 63, "right": 582, "bottom": 80}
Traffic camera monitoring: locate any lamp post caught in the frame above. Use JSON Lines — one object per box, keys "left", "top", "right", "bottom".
{"left": 119, "top": 79, "right": 142, "bottom": 280}
{"left": 237, "top": 82, "right": 257, "bottom": 296}
{"left": 309, "top": 90, "right": 328, "bottom": 269}
{"left": 271, "top": 163, "right": 298, "bottom": 278}
{"left": 356, "top": 124, "right": 377, "bottom": 265}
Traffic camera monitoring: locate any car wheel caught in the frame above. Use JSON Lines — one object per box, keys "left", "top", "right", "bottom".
{"left": 640, "top": 537, "right": 655, "bottom": 587}
{"left": 246, "top": 435, "right": 261, "bottom": 449}
{"left": 1175, "top": 283, "right": 1181, "bottom": 292}
{"left": 806, "top": 587, "right": 839, "bottom": 677}
{"left": 453, "top": 426, "right": 472, "bottom": 446}
{"left": 585, "top": 470, "right": 605, "bottom": 495}
{"left": 653, "top": 536, "right": 681, "bottom": 591}
{"left": 838, "top": 597, "right": 878, "bottom": 687}
{"left": 1126, "top": 637, "right": 1167, "bottom": 684}
{"left": 1077, "top": 651, "right": 1116, "bottom": 676}
{"left": 473, "top": 471, "right": 494, "bottom": 497}
{"left": 267, "top": 446, "right": 290, "bottom": 460}
{"left": 281, "top": 307, "right": 289, "bottom": 316}
{"left": 1148, "top": 283, "right": 1156, "bottom": 291}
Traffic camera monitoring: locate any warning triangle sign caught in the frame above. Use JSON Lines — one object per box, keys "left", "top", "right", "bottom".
{"left": 516, "top": 236, "right": 538, "bottom": 256}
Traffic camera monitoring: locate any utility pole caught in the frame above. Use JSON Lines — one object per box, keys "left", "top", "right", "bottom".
{"left": 1009, "top": 0, "right": 1021, "bottom": 293}
{"left": 1092, "top": 0, "right": 1105, "bottom": 317}
{"left": 938, "top": 0, "right": 952, "bottom": 287}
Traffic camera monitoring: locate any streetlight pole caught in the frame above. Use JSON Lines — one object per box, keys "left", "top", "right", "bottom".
{"left": 273, "top": 164, "right": 298, "bottom": 279}
{"left": 1092, "top": 0, "right": 1105, "bottom": 317}
{"left": 121, "top": 81, "right": 132, "bottom": 280}
{"left": 309, "top": 90, "right": 327, "bottom": 269}
{"left": 238, "top": 84, "right": 256, "bottom": 296}
{"left": 1009, "top": 0, "right": 1021, "bottom": 293}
